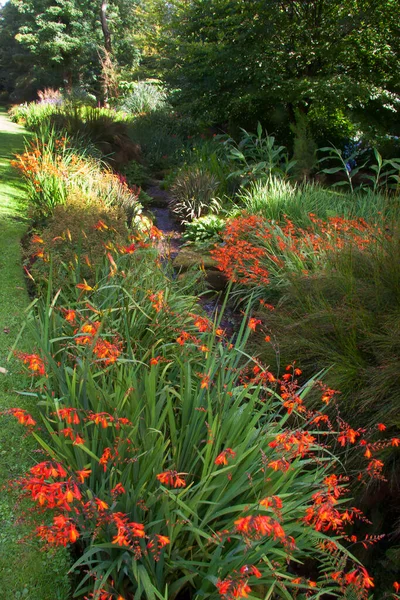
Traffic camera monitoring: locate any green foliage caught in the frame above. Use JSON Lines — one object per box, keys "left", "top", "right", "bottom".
{"left": 18, "top": 242, "right": 366, "bottom": 600}
{"left": 291, "top": 114, "right": 318, "bottom": 181}
{"left": 9, "top": 102, "right": 58, "bottom": 129}
{"left": 120, "top": 159, "right": 150, "bottom": 188}
{"left": 1, "top": 0, "right": 143, "bottom": 101}
{"left": 182, "top": 214, "right": 226, "bottom": 247}
{"left": 257, "top": 233, "right": 400, "bottom": 435}
{"left": 219, "top": 124, "right": 296, "bottom": 187}
{"left": 120, "top": 79, "right": 168, "bottom": 114}
{"left": 319, "top": 145, "right": 400, "bottom": 193}
{"left": 147, "top": 0, "right": 400, "bottom": 139}
{"left": 127, "top": 109, "right": 197, "bottom": 170}
{"left": 237, "top": 179, "right": 399, "bottom": 227}
{"left": 170, "top": 166, "right": 221, "bottom": 223}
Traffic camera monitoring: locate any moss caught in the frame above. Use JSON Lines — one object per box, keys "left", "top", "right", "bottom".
{"left": 173, "top": 248, "right": 217, "bottom": 270}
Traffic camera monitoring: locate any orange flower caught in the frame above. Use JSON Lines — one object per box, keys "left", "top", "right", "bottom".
{"left": 200, "top": 374, "right": 210, "bottom": 389}
{"left": 215, "top": 448, "right": 236, "bottom": 465}
{"left": 248, "top": 318, "right": 261, "bottom": 331}
{"left": 18, "top": 352, "right": 46, "bottom": 376}
{"left": 76, "top": 468, "right": 91, "bottom": 483}
{"left": 156, "top": 534, "right": 170, "bottom": 547}
{"left": 31, "top": 234, "right": 44, "bottom": 244}
{"left": 239, "top": 565, "right": 262, "bottom": 578}
{"left": 63, "top": 309, "right": 76, "bottom": 323}
{"left": 111, "top": 483, "right": 126, "bottom": 496}
{"left": 99, "top": 447, "right": 113, "bottom": 471}
{"left": 57, "top": 408, "right": 80, "bottom": 424}
{"left": 9, "top": 408, "right": 36, "bottom": 426}
{"left": 94, "top": 220, "right": 108, "bottom": 231}
{"left": 156, "top": 470, "right": 186, "bottom": 488}
{"left": 150, "top": 357, "right": 160, "bottom": 366}
{"left": 76, "top": 280, "right": 93, "bottom": 292}
{"left": 377, "top": 423, "right": 386, "bottom": 431}
{"left": 394, "top": 582, "right": 400, "bottom": 593}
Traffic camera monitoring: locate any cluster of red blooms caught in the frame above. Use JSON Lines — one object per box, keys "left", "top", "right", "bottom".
{"left": 210, "top": 215, "right": 270, "bottom": 285}
{"left": 331, "top": 566, "right": 375, "bottom": 599}
{"left": 235, "top": 514, "right": 288, "bottom": 544}
{"left": 304, "top": 474, "right": 351, "bottom": 534}
{"left": 156, "top": 470, "right": 186, "bottom": 488}
{"left": 17, "top": 351, "right": 46, "bottom": 376}
{"left": 212, "top": 213, "right": 381, "bottom": 288}
{"left": 7, "top": 407, "right": 36, "bottom": 426}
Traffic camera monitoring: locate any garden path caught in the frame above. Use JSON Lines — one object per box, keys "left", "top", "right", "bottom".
{"left": 0, "top": 107, "right": 70, "bottom": 599}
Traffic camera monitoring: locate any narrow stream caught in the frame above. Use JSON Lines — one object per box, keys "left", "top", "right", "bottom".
{"left": 146, "top": 183, "right": 240, "bottom": 336}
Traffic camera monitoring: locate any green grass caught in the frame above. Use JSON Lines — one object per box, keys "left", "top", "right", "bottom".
{"left": 0, "top": 106, "right": 71, "bottom": 599}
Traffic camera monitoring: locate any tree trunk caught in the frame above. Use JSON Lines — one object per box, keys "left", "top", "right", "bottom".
{"left": 100, "top": 0, "right": 112, "bottom": 53}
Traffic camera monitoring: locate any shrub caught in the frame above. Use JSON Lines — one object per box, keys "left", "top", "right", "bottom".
{"left": 9, "top": 102, "right": 58, "bottom": 130}
{"left": 218, "top": 123, "right": 296, "bottom": 187}
{"left": 127, "top": 109, "right": 197, "bottom": 170}
{"left": 211, "top": 212, "right": 381, "bottom": 308}
{"left": 25, "top": 196, "right": 131, "bottom": 291}
{"left": 170, "top": 166, "right": 221, "bottom": 223}
{"left": 120, "top": 160, "right": 150, "bottom": 188}
{"left": 120, "top": 80, "right": 168, "bottom": 114}
{"left": 182, "top": 214, "right": 226, "bottom": 247}
{"left": 37, "top": 87, "right": 64, "bottom": 106}
{"left": 12, "top": 129, "right": 142, "bottom": 220}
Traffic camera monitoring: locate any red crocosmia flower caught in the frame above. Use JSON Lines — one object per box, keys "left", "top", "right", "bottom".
{"left": 156, "top": 534, "right": 170, "bottom": 547}
{"left": 248, "top": 318, "right": 261, "bottom": 331}
{"left": 94, "top": 220, "right": 108, "bottom": 231}
{"left": 30, "top": 461, "right": 67, "bottom": 479}
{"left": 57, "top": 407, "right": 80, "bottom": 424}
{"left": 111, "top": 482, "right": 126, "bottom": 496}
{"left": 63, "top": 309, "right": 76, "bottom": 323}
{"left": 233, "top": 580, "right": 251, "bottom": 598}
{"left": 240, "top": 565, "right": 262, "bottom": 579}
{"left": 37, "top": 515, "right": 79, "bottom": 546}
{"left": 394, "top": 581, "right": 400, "bottom": 593}
{"left": 99, "top": 447, "right": 113, "bottom": 471}
{"left": 9, "top": 408, "right": 36, "bottom": 426}
{"left": 198, "top": 373, "right": 210, "bottom": 389}
{"left": 377, "top": 423, "right": 386, "bottom": 431}
{"left": 392, "top": 438, "right": 400, "bottom": 447}
{"left": 157, "top": 470, "right": 186, "bottom": 488}
{"left": 76, "top": 468, "right": 91, "bottom": 483}
{"left": 95, "top": 498, "right": 109, "bottom": 511}
{"left": 216, "top": 579, "right": 232, "bottom": 596}
{"left": 18, "top": 352, "right": 46, "bottom": 376}
{"left": 111, "top": 512, "right": 145, "bottom": 547}
{"left": 120, "top": 243, "right": 136, "bottom": 254}
{"left": 150, "top": 357, "right": 160, "bottom": 366}
{"left": 235, "top": 515, "right": 286, "bottom": 541}
{"left": 76, "top": 280, "right": 93, "bottom": 292}
{"left": 31, "top": 234, "right": 44, "bottom": 244}
{"left": 215, "top": 448, "right": 236, "bottom": 465}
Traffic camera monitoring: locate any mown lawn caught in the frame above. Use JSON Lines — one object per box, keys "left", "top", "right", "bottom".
{"left": 0, "top": 106, "right": 71, "bottom": 599}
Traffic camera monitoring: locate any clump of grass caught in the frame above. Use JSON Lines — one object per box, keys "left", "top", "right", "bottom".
{"left": 238, "top": 178, "right": 400, "bottom": 227}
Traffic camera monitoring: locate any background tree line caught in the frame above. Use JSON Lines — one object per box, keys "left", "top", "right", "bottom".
{"left": 0, "top": 0, "right": 399, "bottom": 148}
